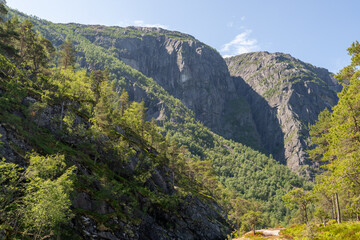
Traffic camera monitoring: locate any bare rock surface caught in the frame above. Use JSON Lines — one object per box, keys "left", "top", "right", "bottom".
{"left": 226, "top": 52, "right": 340, "bottom": 174}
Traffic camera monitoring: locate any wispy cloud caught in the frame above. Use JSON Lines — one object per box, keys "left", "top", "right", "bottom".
{"left": 227, "top": 21, "right": 234, "bottom": 28}
{"left": 220, "top": 30, "right": 259, "bottom": 57}
{"left": 118, "top": 20, "right": 168, "bottom": 29}
{"left": 133, "top": 20, "right": 168, "bottom": 29}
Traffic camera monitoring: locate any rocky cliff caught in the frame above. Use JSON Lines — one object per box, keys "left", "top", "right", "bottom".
{"left": 1, "top": 9, "right": 333, "bottom": 236}
{"left": 82, "top": 26, "right": 340, "bottom": 173}
{"left": 30, "top": 19, "right": 340, "bottom": 173}
{"left": 77, "top": 26, "right": 261, "bottom": 149}
{"left": 226, "top": 52, "right": 340, "bottom": 173}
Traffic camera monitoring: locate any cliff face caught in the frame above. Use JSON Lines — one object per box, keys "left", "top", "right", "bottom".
{"left": 89, "top": 27, "right": 340, "bottom": 173}
{"left": 72, "top": 26, "right": 340, "bottom": 173}
{"left": 226, "top": 52, "right": 340, "bottom": 173}
{"left": 79, "top": 26, "right": 261, "bottom": 149}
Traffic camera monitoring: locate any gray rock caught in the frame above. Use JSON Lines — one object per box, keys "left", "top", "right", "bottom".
{"left": 225, "top": 52, "right": 340, "bottom": 174}
{"left": 80, "top": 27, "right": 259, "bottom": 149}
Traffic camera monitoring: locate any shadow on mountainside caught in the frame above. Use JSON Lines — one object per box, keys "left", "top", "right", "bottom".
{"left": 232, "top": 76, "right": 286, "bottom": 164}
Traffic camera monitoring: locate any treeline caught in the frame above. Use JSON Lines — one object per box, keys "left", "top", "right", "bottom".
{"left": 281, "top": 41, "right": 360, "bottom": 233}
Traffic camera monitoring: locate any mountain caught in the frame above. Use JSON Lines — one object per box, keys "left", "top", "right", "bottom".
{"left": 35, "top": 20, "right": 339, "bottom": 174}
{"left": 10, "top": 8, "right": 320, "bottom": 218}
{"left": 225, "top": 52, "right": 340, "bottom": 173}
{"left": 101, "top": 26, "right": 261, "bottom": 148}
{"left": 1, "top": 8, "right": 340, "bottom": 238}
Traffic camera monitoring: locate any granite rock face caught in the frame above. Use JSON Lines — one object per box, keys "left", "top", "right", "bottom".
{"left": 81, "top": 26, "right": 261, "bottom": 149}
{"left": 80, "top": 27, "right": 340, "bottom": 174}
{"left": 226, "top": 52, "right": 340, "bottom": 173}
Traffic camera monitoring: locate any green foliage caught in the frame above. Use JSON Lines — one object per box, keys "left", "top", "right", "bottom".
{"left": 305, "top": 41, "right": 360, "bottom": 227}
{"left": 0, "top": 20, "right": 234, "bottom": 238}
{"left": 23, "top": 154, "right": 76, "bottom": 239}
{"left": 282, "top": 188, "right": 313, "bottom": 224}
{"left": 59, "top": 39, "right": 76, "bottom": 69}
{"left": 281, "top": 222, "right": 360, "bottom": 240}
{"left": 0, "top": 158, "right": 23, "bottom": 221}
{"left": 0, "top": 154, "right": 76, "bottom": 239}
{"left": 26, "top": 153, "right": 67, "bottom": 179}
{"left": 240, "top": 210, "right": 263, "bottom": 235}
{"left": 0, "top": 9, "right": 316, "bottom": 236}
{"left": 5, "top": 10, "right": 312, "bottom": 227}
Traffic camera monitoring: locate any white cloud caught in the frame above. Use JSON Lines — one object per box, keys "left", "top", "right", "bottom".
{"left": 117, "top": 20, "right": 168, "bottom": 29}
{"left": 220, "top": 30, "right": 259, "bottom": 56}
{"left": 241, "top": 16, "right": 246, "bottom": 21}
{"left": 227, "top": 21, "right": 234, "bottom": 28}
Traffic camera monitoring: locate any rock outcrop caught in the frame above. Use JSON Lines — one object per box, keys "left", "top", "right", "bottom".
{"left": 86, "top": 26, "right": 340, "bottom": 174}
{"left": 78, "top": 26, "right": 261, "bottom": 150}
{"left": 67, "top": 25, "right": 340, "bottom": 174}
{"left": 226, "top": 52, "right": 340, "bottom": 173}
{"left": 1, "top": 95, "right": 232, "bottom": 240}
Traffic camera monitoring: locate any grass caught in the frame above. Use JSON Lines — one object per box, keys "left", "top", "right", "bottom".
{"left": 280, "top": 221, "right": 360, "bottom": 240}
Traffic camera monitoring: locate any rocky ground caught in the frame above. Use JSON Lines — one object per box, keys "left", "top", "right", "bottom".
{"left": 235, "top": 228, "right": 287, "bottom": 239}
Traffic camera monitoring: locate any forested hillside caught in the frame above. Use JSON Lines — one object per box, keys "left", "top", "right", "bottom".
{"left": 4, "top": 8, "right": 315, "bottom": 229}
{"left": 0, "top": 6, "right": 236, "bottom": 239}
{"left": 279, "top": 41, "right": 360, "bottom": 239}
{"left": 1, "top": 2, "right": 351, "bottom": 239}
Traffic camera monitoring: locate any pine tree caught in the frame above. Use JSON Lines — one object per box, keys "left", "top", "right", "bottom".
{"left": 0, "top": 1, "right": 19, "bottom": 57}
{"left": 59, "top": 39, "right": 76, "bottom": 69}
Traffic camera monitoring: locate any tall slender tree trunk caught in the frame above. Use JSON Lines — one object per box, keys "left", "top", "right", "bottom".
{"left": 332, "top": 195, "right": 336, "bottom": 221}
{"left": 60, "top": 101, "right": 65, "bottom": 130}
{"left": 335, "top": 193, "right": 341, "bottom": 223}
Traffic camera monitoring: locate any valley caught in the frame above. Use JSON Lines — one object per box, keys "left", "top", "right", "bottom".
{"left": 0, "top": 2, "right": 359, "bottom": 240}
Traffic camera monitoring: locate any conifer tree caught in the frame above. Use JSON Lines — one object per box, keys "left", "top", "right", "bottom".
{"left": 59, "top": 39, "right": 76, "bottom": 69}
{"left": 0, "top": 1, "right": 19, "bottom": 56}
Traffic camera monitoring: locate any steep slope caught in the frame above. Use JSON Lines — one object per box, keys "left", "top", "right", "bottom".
{"left": 8, "top": 9, "right": 312, "bottom": 226}
{"left": 226, "top": 52, "right": 340, "bottom": 173}
{"left": 0, "top": 52, "right": 232, "bottom": 239}
{"left": 77, "top": 25, "right": 261, "bottom": 148}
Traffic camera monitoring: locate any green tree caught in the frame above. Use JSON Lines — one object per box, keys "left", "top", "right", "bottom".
{"left": 23, "top": 153, "right": 76, "bottom": 239}
{"left": 241, "top": 210, "right": 263, "bottom": 235}
{"left": 308, "top": 108, "right": 332, "bottom": 165}
{"left": 17, "top": 20, "right": 54, "bottom": 74}
{"left": 59, "top": 39, "right": 76, "bottom": 69}
{"left": 90, "top": 69, "right": 109, "bottom": 102}
{"left": 0, "top": 153, "right": 76, "bottom": 239}
{"left": 283, "top": 188, "right": 313, "bottom": 224}
{"left": 122, "top": 100, "right": 146, "bottom": 135}
{"left": 118, "top": 89, "right": 129, "bottom": 115}
{"left": 0, "top": 1, "right": 19, "bottom": 57}
{"left": 0, "top": 158, "right": 24, "bottom": 234}
{"left": 307, "top": 41, "right": 360, "bottom": 224}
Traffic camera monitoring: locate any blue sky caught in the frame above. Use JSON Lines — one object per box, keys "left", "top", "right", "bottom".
{"left": 6, "top": 0, "right": 360, "bottom": 73}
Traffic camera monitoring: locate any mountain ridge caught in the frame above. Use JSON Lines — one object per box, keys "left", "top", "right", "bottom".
{"left": 226, "top": 51, "right": 340, "bottom": 173}
{"left": 1, "top": 8, "right": 337, "bottom": 238}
